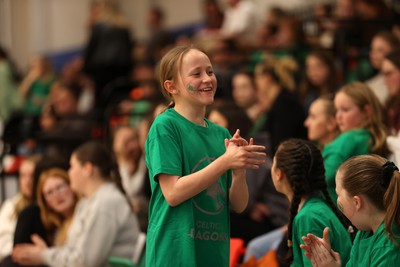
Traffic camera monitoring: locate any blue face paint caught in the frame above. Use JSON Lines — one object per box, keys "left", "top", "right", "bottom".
{"left": 187, "top": 85, "right": 195, "bottom": 91}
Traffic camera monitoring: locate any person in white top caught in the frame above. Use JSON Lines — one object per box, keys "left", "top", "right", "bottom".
{"left": 366, "top": 31, "right": 400, "bottom": 105}
{"left": 12, "top": 141, "right": 140, "bottom": 267}
{"left": 220, "top": 0, "right": 262, "bottom": 44}
{"left": 0, "top": 155, "right": 39, "bottom": 261}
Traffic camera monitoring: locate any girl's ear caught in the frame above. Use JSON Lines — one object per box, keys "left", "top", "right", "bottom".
{"left": 164, "top": 80, "right": 178, "bottom": 95}
{"left": 326, "top": 117, "right": 337, "bottom": 132}
{"left": 353, "top": 195, "right": 362, "bottom": 211}
{"left": 276, "top": 168, "right": 284, "bottom": 181}
{"left": 83, "top": 162, "right": 93, "bottom": 177}
{"left": 363, "top": 104, "right": 372, "bottom": 117}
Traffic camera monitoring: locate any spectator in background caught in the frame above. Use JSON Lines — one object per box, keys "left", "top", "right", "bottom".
{"left": 299, "top": 50, "right": 339, "bottom": 113}
{"left": 366, "top": 31, "right": 400, "bottom": 105}
{"left": 219, "top": 0, "right": 262, "bottom": 46}
{"left": 112, "top": 125, "right": 150, "bottom": 232}
{"left": 83, "top": 0, "right": 134, "bottom": 109}
{"left": 382, "top": 50, "right": 400, "bottom": 135}
{"left": 11, "top": 141, "right": 140, "bottom": 267}
{"left": 323, "top": 82, "right": 389, "bottom": 202}
{"left": 37, "top": 80, "right": 99, "bottom": 160}
{"left": 146, "top": 6, "right": 174, "bottom": 64}
{"left": 231, "top": 70, "right": 264, "bottom": 135}
{"left": 254, "top": 54, "right": 307, "bottom": 155}
{"left": 0, "top": 46, "right": 22, "bottom": 122}
{"left": 60, "top": 57, "right": 95, "bottom": 114}
{"left": 0, "top": 156, "right": 39, "bottom": 262}
{"left": 19, "top": 55, "right": 56, "bottom": 117}
{"left": 200, "top": 0, "right": 224, "bottom": 34}
{"left": 304, "top": 96, "right": 339, "bottom": 149}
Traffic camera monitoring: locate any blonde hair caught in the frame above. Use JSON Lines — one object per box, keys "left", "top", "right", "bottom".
{"left": 91, "top": 0, "right": 129, "bottom": 28}
{"left": 14, "top": 155, "right": 41, "bottom": 219}
{"left": 339, "top": 155, "right": 400, "bottom": 246}
{"left": 255, "top": 53, "right": 298, "bottom": 91}
{"left": 158, "top": 45, "right": 201, "bottom": 106}
{"left": 338, "top": 82, "right": 389, "bottom": 155}
{"left": 36, "top": 168, "right": 76, "bottom": 245}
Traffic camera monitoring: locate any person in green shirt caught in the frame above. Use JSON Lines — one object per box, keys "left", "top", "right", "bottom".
{"left": 145, "top": 45, "right": 267, "bottom": 267}
{"left": 323, "top": 81, "right": 389, "bottom": 202}
{"left": 301, "top": 154, "right": 400, "bottom": 266}
{"left": 271, "top": 139, "right": 352, "bottom": 267}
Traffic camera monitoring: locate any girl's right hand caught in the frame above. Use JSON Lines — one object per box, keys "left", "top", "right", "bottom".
{"left": 223, "top": 138, "right": 266, "bottom": 170}
{"left": 300, "top": 227, "right": 341, "bottom": 267}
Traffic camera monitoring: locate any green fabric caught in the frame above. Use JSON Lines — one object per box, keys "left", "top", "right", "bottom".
{"left": 346, "top": 223, "right": 400, "bottom": 266}
{"left": 322, "top": 129, "right": 370, "bottom": 202}
{"left": 145, "top": 108, "right": 232, "bottom": 267}
{"left": 291, "top": 196, "right": 352, "bottom": 267}
{"left": 0, "top": 61, "right": 22, "bottom": 120}
{"left": 24, "top": 76, "right": 56, "bottom": 115}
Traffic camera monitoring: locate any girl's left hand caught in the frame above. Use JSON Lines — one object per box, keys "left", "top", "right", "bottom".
{"left": 300, "top": 228, "right": 340, "bottom": 267}
{"left": 227, "top": 129, "right": 249, "bottom": 147}
{"left": 12, "top": 234, "right": 47, "bottom": 265}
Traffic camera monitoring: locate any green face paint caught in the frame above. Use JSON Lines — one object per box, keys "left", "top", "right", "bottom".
{"left": 187, "top": 85, "right": 195, "bottom": 91}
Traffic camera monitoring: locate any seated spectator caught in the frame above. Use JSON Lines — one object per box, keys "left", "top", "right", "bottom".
{"left": 0, "top": 156, "right": 39, "bottom": 261}
{"left": 304, "top": 96, "right": 339, "bottom": 148}
{"left": 301, "top": 154, "right": 400, "bottom": 266}
{"left": 381, "top": 50, "right": 400, "bottom": 134}
{"left": 11, "top": 141, "right": 140, "bottom": 267}
{"left": 244, "top": 139, "right": 352, "bottom": 266}
{"left": 19, "top": 55, "right": 56, "bottom": 116}
{"left": 243, "top": 97, "right": 339, "bottom": 263}
{"left": 219, "top": 0, "right": 262, "bottom": 45}
{"left": 0, "top": 46, "right": 22, "bottom": 122}
{"left": 254, "top": 54, "right": 306, "bottom": 155}
{"left": 231, "top": 70, "right": 264, "bottom": 135}
{"left": 323, "top": 82, "right": 389, "bottom": 202}
{"left": 366, "top": 31, "right": 400, "bottom": 105}
{"left": 299, "top": 50, "right": 339, "bottom": 113}
{"left": 112, "top": 126, "right": 150, "bottom": 231}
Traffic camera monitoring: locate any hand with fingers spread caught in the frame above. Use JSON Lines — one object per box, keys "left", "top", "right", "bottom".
{"left": 12, "top": 234, "right": 48, "bottom": 265}
{"left": 224, "top": 136, "right": 266, "bottom": 170}
{"left": 300, "top": 227, "right": 341, "bottom": 267}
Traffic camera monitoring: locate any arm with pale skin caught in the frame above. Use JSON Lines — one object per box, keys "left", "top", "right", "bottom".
{"left": 159, "top": 129, "right": 266, "bottom": 209}
{"left": 12, "top": 234, "right": 49, "bottom": 266}
{"left": 300, "top": 227, "right": 341, "bottom": 267}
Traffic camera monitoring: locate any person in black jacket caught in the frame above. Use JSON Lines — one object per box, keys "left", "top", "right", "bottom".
{"left": 83, "top": 0, "right": 134, "bottom": 109}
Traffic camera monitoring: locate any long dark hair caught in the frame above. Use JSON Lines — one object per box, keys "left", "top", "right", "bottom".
{"left": 275, "top": 139, "right": 349, "bottom": 263}
{"left": 73, "top": 140, "right": 126, "bottom": 195}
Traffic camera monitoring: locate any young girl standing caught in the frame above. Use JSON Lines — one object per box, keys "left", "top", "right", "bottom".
{"left": 323, "top": 82, "right": 389, "bottom": 201}
{"left": 301, "top": 154, "right": 400, "bottom": 266}
{"left": 145, "top": 45, "right": 266, "bottom": 266}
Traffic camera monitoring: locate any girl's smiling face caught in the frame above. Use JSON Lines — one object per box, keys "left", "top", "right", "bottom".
{"left": 334, "top": 91, "right": 368, "bottom": 132}
{"left": 174, "top": 49, "right": 217, "bottom": 107}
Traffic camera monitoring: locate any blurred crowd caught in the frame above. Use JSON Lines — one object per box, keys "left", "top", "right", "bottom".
{"left": 0, "top": 0, "right": 400, "bottom": 266}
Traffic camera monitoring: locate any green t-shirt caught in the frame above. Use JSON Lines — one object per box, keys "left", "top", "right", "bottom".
{"left": 145, "top": 108, "right": 232, "bottom": 267}
{"left": 347, "top": 223, "right": 400, "bottom": 266}
{"left": 292, "top": 196, "right": 352, "bottom": 267}
{"left": 322, "top": 129, "right": 370, "bottom": 202}
{"left": 24, "top": 76, "right": 56, "bottom": 115}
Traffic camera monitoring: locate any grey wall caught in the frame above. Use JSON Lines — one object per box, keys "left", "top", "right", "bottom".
{"left": 0, "top": 0, "right": 337, "bottom": 72}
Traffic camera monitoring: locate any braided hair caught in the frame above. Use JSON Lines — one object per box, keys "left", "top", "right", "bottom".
{"left": 275, "top": 139, "right": 349, "bottom": 263}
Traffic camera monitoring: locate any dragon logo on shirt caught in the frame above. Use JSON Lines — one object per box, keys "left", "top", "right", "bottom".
{"left": 191, "top": 157, "right": 227, "bottom": 215}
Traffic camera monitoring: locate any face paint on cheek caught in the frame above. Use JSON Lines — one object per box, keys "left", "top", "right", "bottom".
{"left": 187, "top": 85, "right": 196, "bottom": 91}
